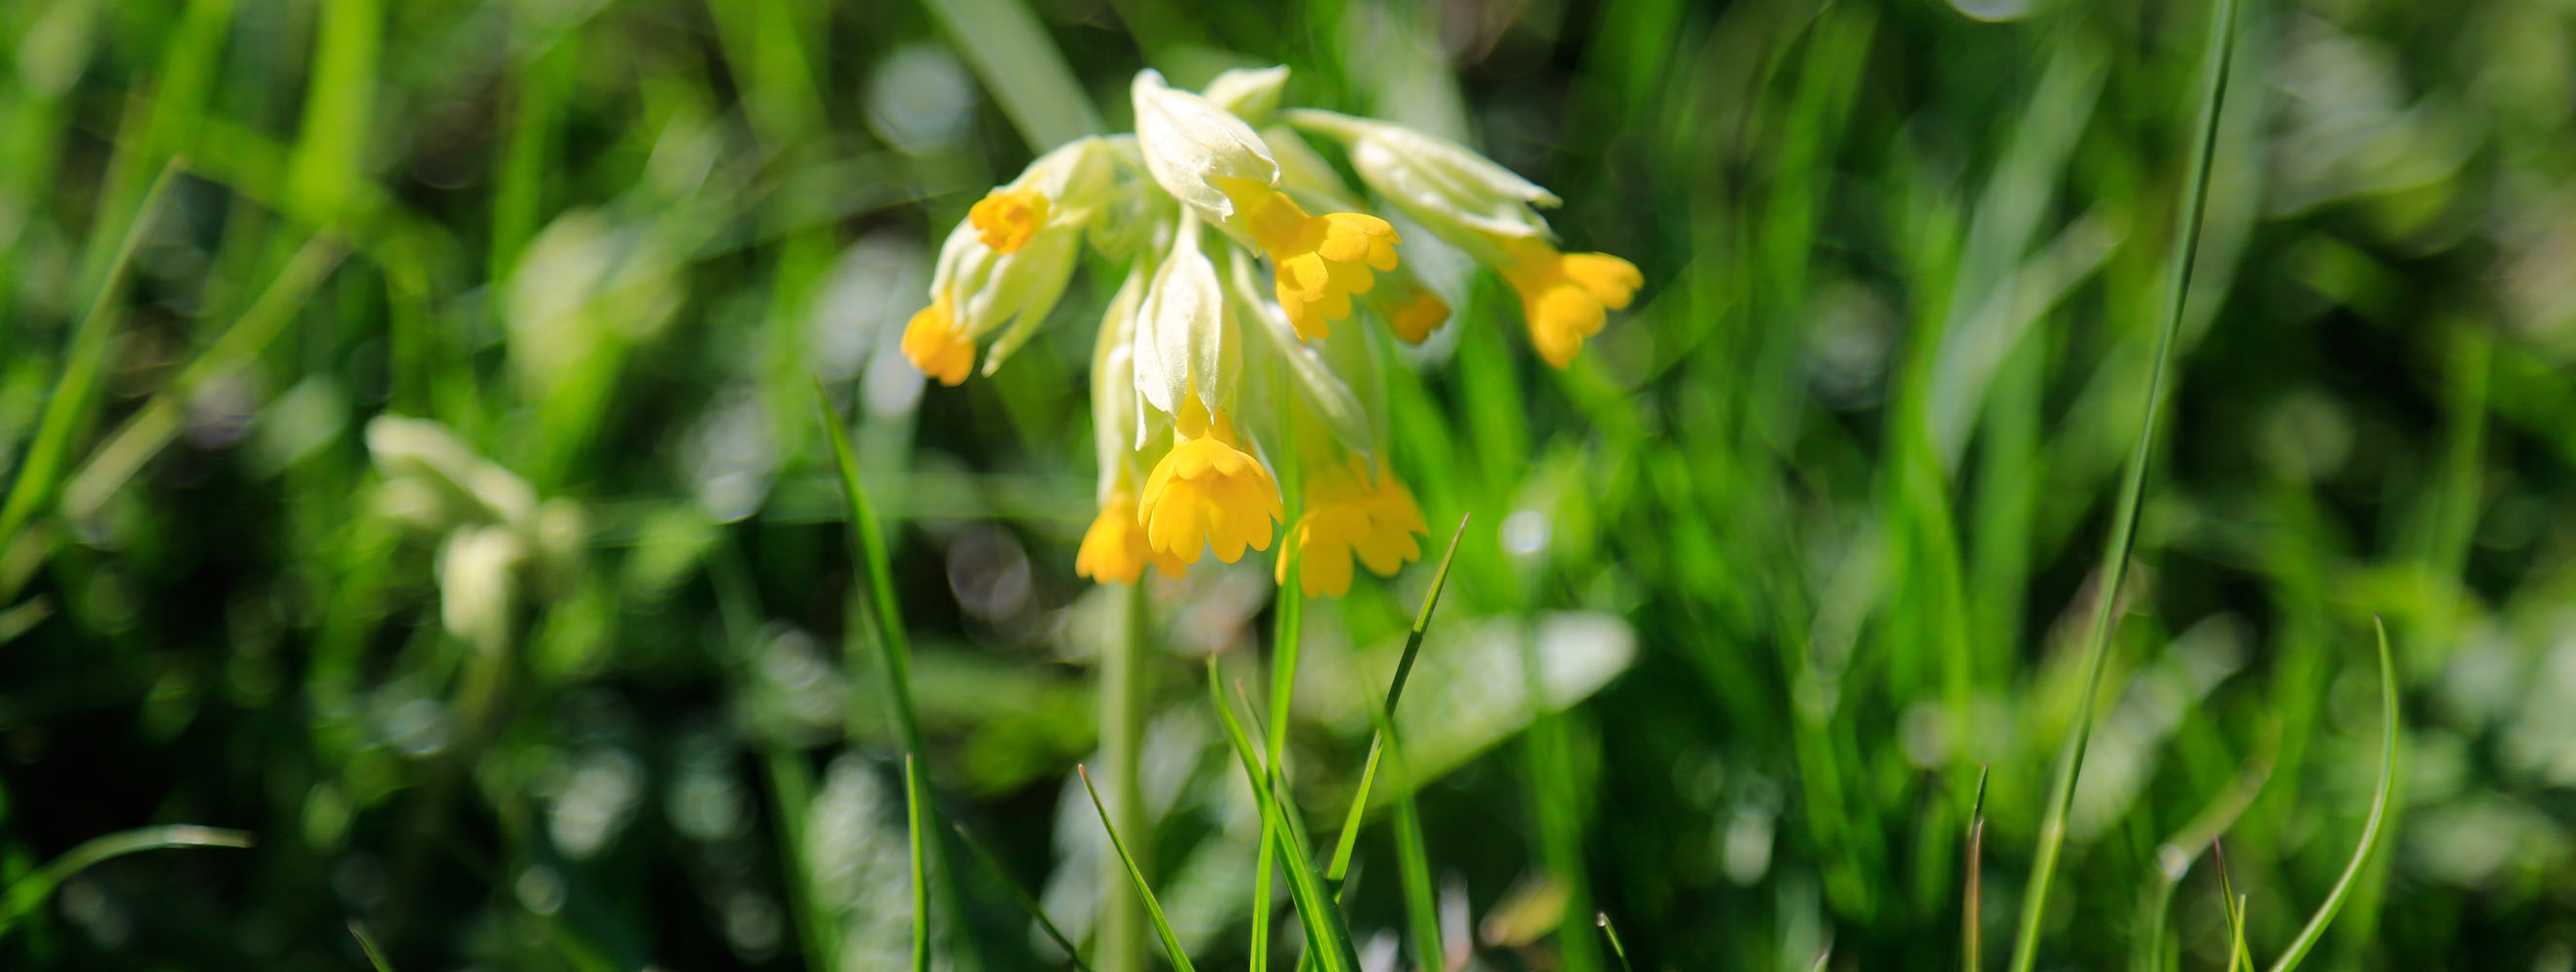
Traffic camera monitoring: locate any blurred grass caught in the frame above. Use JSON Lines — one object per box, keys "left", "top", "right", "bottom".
{"left": 5, "top": 0, "right": 2575, "bottom": 970}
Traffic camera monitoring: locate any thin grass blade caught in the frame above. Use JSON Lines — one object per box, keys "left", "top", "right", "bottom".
{"left": 2006, "top": 0, "right": 2240, "bottom": 968}
{"left": 0, "top": 157, "right": 185, "bottom": 559}
{"left": 1597, "top": 913, "right": 1634, "bottom": 972}
{"left": 907, "top": 755, "right": 932, "bottom": 972}
{"left": 0, "top": 824, "right": 252, "bottom": 936}
{"left": 1328, "top": 515, "right": 1469, "bottom": 879}
{"left": 2261, "top": 618, "right": 2399, "bottom": 972}
{"left": 1078, "top": 765, "right": 1197, "bottom": 972}
{"left": 351, "top": 920, "right": 397, "bottom": 972}
{"left": 1967, "top": 764, "right": 1989, "bottom": 972}
{"left": 813, "top": 381, "right": 926, "bottom": 755}
{"left": 1209, "top": 662, "right": 1362, "bottom": 972}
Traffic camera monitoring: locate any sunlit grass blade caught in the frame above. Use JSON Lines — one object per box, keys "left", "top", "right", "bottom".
{"left": 1253, "top": 546, "right": 1305, "bottom": 972}
{"left": 2215, "top": 840, "right": 2245, "bottom": 972}
{"left": 813, "top": 380, "right": 926, "bottom": 755}
{"left": 1966, "top": 764, "right": 1989, "bottom": 972}
{"left": 1328, "top": 515, "right": 1469, "bottom": 881}
{"left": 0, "top": 824, "right": 252, "bottom": 937}
{"left": 952, "top": 821, "right": 1095, "bottom": 972}
{"left": 2261, "top": 618, "right": 2399, "bottom": 972}
{"left": 817, "top": 381, "right": 977, "bottom": 969}
{"left": 350, "top": 920, "right": 397, "bottom": 972}
{"left": 2229, "top": 893, "right": 2252, "bottom": 972}
{"left": 2007, "top": 1, "right": 2241, "bottom": 969}
{"left": 1077, "top": 765, "right": 1196, "bottom": 972}
{"left": 0, "top": 157, "right": 185, "bottom": 562}
{"left": 908, "top": 754, "right": 933, "bottom": 972}
{"left": 1209, "top": 660, "right": 1362, "bottom": 972}
{"left": 1597, "top": 912, "right": 1634, "bottom": 972}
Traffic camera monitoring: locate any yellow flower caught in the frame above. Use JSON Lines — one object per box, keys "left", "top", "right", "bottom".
{"left": 1076, "top": 492, "right": 1184, "bottom": 583}
{"left": 902, "top": 295, "right": 974, "bottom": 385}
{"left": 1377, "top": 286, "right": 1450, "bottom": 344}
{"left": 1138, "top": 404, "right": 1282, "bottom": 565}
{"left": 1275, "top": 457, "right": 1428, "bottom": 598}
{"left": 1218, "top": 178, "right": 1400, "bottom": 341}
{"left": 969, "top": 189, "right": 1049, "bottom": 254}
{"left": 1496, "top": 236, "right": 1641, "bottom": 367}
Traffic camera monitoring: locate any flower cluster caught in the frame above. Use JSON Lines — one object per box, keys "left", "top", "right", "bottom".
{"left": 905, "top": 67, "right": 1641, "bottom": 596}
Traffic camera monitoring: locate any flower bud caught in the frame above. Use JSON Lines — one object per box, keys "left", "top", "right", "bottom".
{"left": 1131, "top": 69, "right": 1278, "bottom": 225}
{"left": 1130, "top": 217, "right": 1239, "bottom": 429}
{"left": 1202, "top": 65, "right": 1290, "bottom": 126}
{"left": 1286, "top": 109, "right": 1558, "bottom": 263}
{"left": 1093, "top": 264, "right": 1148, "bottom": 486}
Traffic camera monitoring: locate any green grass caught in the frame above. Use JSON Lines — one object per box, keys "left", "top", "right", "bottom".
{"left": 2, "top": 0, "right": 2563, "bottom": 970}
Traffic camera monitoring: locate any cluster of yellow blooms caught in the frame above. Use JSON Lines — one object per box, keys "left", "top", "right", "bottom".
{"left": 903, "top": 67, "right": 1640, "bottom": 596}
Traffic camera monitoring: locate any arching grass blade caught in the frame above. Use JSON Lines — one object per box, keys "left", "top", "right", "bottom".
{"left": 0, "top": 824, "right": 252, "bottom": 938}
{"left": 1078, "top": 765, "right": 1197, "bottom": 972}
{"left": 2261, "top": 617, "right": 2399, "bottom": 972}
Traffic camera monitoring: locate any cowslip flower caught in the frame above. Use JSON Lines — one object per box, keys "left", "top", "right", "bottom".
{"left": 1286, "top": 108, "right": 1641, "bottom": 365}
{"left": 902, "top": 136, "right": 1114, "bottom": 383}
{"left": 1138, "top": 398, "right": 1283, "bottom": 566}
{"left": 1276, "top": 455, "right": 1428, "bottom": 598}
{"left": 899, "top": 66, "right": 1636, "bottom": 593}
{"left": 1134, "top": 71, "right": 1400, "bottom": 341}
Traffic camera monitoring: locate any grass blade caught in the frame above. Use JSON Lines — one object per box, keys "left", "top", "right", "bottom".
{"left": 350, "top": 920, "right": 397, "bottom": 972}
{"left": 1597, "top": 912, "right": 1635, "bottom": 972}
{"left": 0, "top": 157, "right": 185, "bottom": 560}
{"left": 0, "top": 824, "right": 252, "bottom": 937}
{"left": 1327, "top": 515, "right": 1469, "bottom": 880}
{"left": 1077, "top": 765, "right": 1197, "bottom": 972}
{"left": 2229, "top": 894, "right": 2251, "bottom": 972}
{"left": 952, "top": 821, "right": 1095, "bottom": 972}
{"left": 1252, "top": 548, "right": 1304, "bottom": 972}
{"left": 2261, "top": 618, "right": 2400, "bottom": 972}
{"left": 2006, "top": 1, "right": 2240, "bottom": 969}
{"left": 907, "top": 755, "right": 932, "bottom": 972}
{"left": 1209, "top": 660, "right": 1362, "bottom": 972}
{"left": 816, "top": 381, "right": 979, "bottom": 969}
{"left": 813, "top": 380, "right": 926, "bottom": 756}
{"left": 1966, "top": 764, "right": 1989, "bottom": 972}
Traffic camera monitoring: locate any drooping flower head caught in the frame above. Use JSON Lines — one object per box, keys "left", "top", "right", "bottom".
{"left": 901, "top": 136, "right": 1115, "bottom": 384}
{"left": 1286, "top": 108, "right": 1643, "bottom": 366}
{"left": 898, "top": 66, "right": 1639, "bottom": 594}
{"left": 1133, "top": 71, "right": 1402, "bottom": 342}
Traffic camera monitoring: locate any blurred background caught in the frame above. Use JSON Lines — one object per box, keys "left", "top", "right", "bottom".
{"left": 3, "top": 0, "right": 2573, "bottom": 968}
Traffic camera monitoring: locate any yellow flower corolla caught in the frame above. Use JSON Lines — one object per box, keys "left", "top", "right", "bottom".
{"left": 1218, "top": 178, "right": 1400, "bottom": 341}
{"left": 902, "top": 295, "right": 974, "bottom": 385}
{"left": 969, "top": 188, "right": 1049, "bottom": 254}
{"left": 1382, "top": 288, "right": 1450, "bottom": 344}
{"left": 1075, "top": 491, "right": 1184, "bottom": 583}
{"left": 1138, "top": 402, "right": 1282, "bottom": 565}
{"left": 1496, "top": 236, "right": 1642, "bottom": 367}
{"left": 1275, "top": 456, "right": 1428, "bottom": 598}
